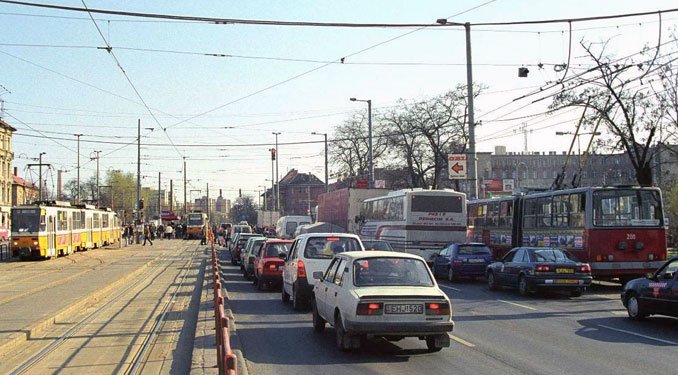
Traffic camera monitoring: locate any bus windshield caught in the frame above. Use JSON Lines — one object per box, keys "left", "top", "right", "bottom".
{"left": 12, "top": 209, "right": 42, "bottom": 233}
{"left": 593, "top": 189, "right": 663, "bottom": 227}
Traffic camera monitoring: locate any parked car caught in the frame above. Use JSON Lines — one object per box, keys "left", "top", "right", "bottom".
{"left": 281, "top": 233, "right": 364, "bottom": 310}
{"left": 486, "top": 247, "right": 592, "bottom": 297}
{"left": 621, "top": 256, "right": 678, "bottom": 320}
{"left": 232, "top": 224, "right": 252, "bottom": 236}
{"left": 230, "top": 233, "right": 259, "bottom": 265}
{"left": 362, "top": 239, "right": 394, "bottom": 251}
{"left": 311, "top": 251, "right": 454, "bottom": 352}
{"left": 241, "top": 237, "right": 267, "bottom": 278}
{"left": 431, "top": 243, "right": 493, "bottom": 282}
{"left": 253, "top": 239, "right": 294, "bottom": 290}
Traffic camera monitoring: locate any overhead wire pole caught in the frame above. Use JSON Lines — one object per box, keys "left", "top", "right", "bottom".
{"left": 91, "top": 150, "right": 101, "bottom": 204}
{"left": 183, "top": 156, "right": 187, "bottom": 218}
{"left": 136, "top": 119, "right": 141, "bottom": 243}
{"left": 74, "top": 133, "right": 82, "bottom": 202}
{"left": 273, "top": 132, "right": 280, "bottom": 212}
{"left": 312, "top": 132, "right": 329, "bottom": 192}
{"left": 38, "top": 151, "right": 46, "bottom": 200}
{"left": 157, "top": 172, "right": 161, "bottom": 221}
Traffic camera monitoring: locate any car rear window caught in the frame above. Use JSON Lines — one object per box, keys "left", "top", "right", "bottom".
{"left": 353, "top": 257, "right": 433, "bottom": 287}
{"left": 266, "top": 243, "right": 292, "bottom": 257}
{"left": 533, "top": 249, "right": 576, "bottom": 262}
{"left": 304, "top": 237, "right": 362, "bottom": 259}
{"left": 363, "top": 241, "right": 393, "bottom": 251}
{"left": 458, "top": 245, "right": 491, "bottom": 255}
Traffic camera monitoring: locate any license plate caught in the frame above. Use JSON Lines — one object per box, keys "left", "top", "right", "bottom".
{"left": 385, "top": 304, "right": 424, "bottom": 314}
{"left": 468, "top": 258, "right": 485, "bottom": 263}
{"left": 556, "top": 268, "right": 574, "bottom": 274}
{"left": 556, "top": 279, "right": 578, "bottom": 284}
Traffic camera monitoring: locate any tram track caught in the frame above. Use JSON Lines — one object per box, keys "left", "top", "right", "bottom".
{"left": 7, "top": 242, "right": 202, "bottom": 375}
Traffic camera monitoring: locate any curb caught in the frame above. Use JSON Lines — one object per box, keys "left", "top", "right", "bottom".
{"left": 0, "top": 251, "right": 165, "bottom": 357}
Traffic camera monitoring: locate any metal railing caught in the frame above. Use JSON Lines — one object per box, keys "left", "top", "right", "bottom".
{"left": 209, "top": 230, "right": 238, "bottom": 375}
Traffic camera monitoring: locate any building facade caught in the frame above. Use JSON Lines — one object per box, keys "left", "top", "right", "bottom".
{"left": 266, "top": 169, "right": 325, "bottom": 216}
{"left": 0, "top": 119, "right": 15, "bottom": 208}
{"left": 12, "top": 167, "right": 38, "bottom": 206}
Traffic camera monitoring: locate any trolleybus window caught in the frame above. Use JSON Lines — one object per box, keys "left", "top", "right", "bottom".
{"left": 411, "top": 195, "right": 462, "bottom": 213}
{"left": 11, "top": 209, "right": 43, "bottom": 232}
{"left": 593, "top": 189, "right": 663, "bottom": 227}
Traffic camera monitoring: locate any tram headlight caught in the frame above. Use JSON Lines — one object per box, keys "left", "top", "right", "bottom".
{"left": 33, "top": 240, "right": 38, "bottom": 246}
{"left": 13, "top": 241, "right": 18, "bottom": 246}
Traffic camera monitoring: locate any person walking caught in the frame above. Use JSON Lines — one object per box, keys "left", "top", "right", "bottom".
{"left": 143, "top": 224, "right": 154, "bottom": 246}
{"left": 165, "top": 224, "right": 174, "bottom": 239}
{"left": 157, "top": 224, "right": 165, "bottom": 241}
{"left": 200, "top": 225, "right": 207, "bottom": 245}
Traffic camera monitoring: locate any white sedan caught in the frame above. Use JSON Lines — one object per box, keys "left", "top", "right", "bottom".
{"left": 311, "top": 251, "right": 454, "bottom": 352}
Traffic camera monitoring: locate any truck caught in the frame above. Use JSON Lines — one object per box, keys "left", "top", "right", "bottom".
{"left": 317, "top": 188, "right": 388, "bottom": 234}
{"left": 256, "top": 210, "right": 280, "bottom": 229}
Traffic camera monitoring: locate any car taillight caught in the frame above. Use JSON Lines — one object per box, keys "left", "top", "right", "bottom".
{"left": 297, "top": 260, "right": 306, "bottom": 278}
{"left": 268, "top": 263, "right": 277, "bottom": 270}
{"left": 579, "top": 264, "right": 591, "bottom": 273}
{"left": 426, "top": 302, "right": 450, "bottom": 316}
{"left": 356, "top": 302, "right": 383, "bottom": 316}
{"left": 452, "top": 259, "right": 463, "bottom": 266}
{"left": 535, "top": 265, "right": 552, "bottom": 272}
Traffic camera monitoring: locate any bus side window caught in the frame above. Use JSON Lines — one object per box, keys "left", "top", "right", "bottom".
{"left": 569, "top": 193, "right": 585, "bottom": 228}
{"left": 523, "top": 199, "right": 536, "bottom": 229}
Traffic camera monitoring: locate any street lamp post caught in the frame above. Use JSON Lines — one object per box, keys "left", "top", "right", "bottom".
{"left": 90, "top": 150, "right": 102, "bottom": 204}
{"left": 311, "top": 132, "right": 329, "bottom": 192}
{"left": 349, "top": 98, "right": 373, "bottom": 188}
{"left": 38, "top": 152, "right": 46, "bottom": 201}
{"left": 74, "top": 133, "right": 82, "bottom": 202}
{"left": 272, "top": 132, "right": 281, "bottom": 211}
{"left": 258, "top": 185, "right": 268, "bottom": 210}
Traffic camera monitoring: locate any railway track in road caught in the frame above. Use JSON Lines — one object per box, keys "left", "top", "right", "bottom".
{"left": 8, "top": 242, "right": 202, "bottom": 375}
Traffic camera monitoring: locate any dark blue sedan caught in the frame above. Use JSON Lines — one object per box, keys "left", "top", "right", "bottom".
{"left": 486, "top": 247, "right": 592, "bottom": 297}
{"left": 621, "top": 257, "right": 678, "bottom": 320}
{"left": 431, "top": 243, "right": 493, "bottom": 282}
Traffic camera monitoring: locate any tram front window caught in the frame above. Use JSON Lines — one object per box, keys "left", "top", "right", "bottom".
{"left": 11, "top": 209, "right": 43, "bottom": 233}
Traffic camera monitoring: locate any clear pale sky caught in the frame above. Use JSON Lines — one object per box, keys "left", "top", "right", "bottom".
{"left": 1, "top": 0, "right": 675, "bottom": 203}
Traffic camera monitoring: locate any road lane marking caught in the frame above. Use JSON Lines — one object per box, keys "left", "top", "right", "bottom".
{"left": 610, "top": 311, "right": 627, "bottom": 316}
{"left": 439, "top": 284, "right": 462, "bottom": 292}
{"left": 496, "top": 299, "right": 537, "bottom": 311}
{"left": 448, "top": 333, "right": 476, "bottom": 347}
{"left": 598, "top": 324, "right": 678, "bottom": 345}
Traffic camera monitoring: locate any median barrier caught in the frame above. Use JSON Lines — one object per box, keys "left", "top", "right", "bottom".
{"left": 209, "top": 229, "right": 238, "bottom": 375}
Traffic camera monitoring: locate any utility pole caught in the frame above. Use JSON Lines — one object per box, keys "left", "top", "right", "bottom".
{"left": 312, "top": 132, "right": 329, "bottom": 192}
{"left": 91, "top": 150, "right": 102, "bottom": 204}
{"left": 57, "top": 169, "right": 64, "bottom": 200}
{"left": 269, "top": 148, "right": 275, "bottom": 212}
{"left": 38, "top": 152, "right": 46, "bottom": 201}
{"left": 183, "top": 157, "right": 187, "bottom": 218}
{"left": 136, "top": 119, "right": 141, "bottom": 242}
{"left": 206, "top": 183, "right": 210, "bottom": 222}
{"left": 465, "top": 22, "right": 478, "bottom": 199}
{"left": 273, "top": 132, "right": 281, "bottom": 211}
{"left": 349, "top": 98, "right": 374, "bottom": 188}
{"left": 157, "top": 172, "right": 161, "bottom": 220}
{"left": 74, "top": 133, "right": 82, "bottom": 202}
{"left": 169, "top": 179, "right": 173, "bottom": 212}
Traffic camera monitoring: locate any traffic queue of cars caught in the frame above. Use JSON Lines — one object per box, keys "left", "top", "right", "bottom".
{"left": 226, "top": 233, "right": 676, "bottom": 353}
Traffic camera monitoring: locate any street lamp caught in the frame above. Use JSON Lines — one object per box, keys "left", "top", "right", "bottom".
{"left": 350, "top": 97, "right": 373, "bottom": 188}
{"left": 272, "top": 132, "right": 281, "bottom": 211}
{"left": 311, "top": 132, "right": 329, "bottom": 192}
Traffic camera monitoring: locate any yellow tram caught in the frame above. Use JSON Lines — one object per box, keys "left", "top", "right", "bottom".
{"left": 11, "top": 201, "right": 121, "bottom": 259}
{"left": 185, "top": 211, "right": 207, "bottom": 239}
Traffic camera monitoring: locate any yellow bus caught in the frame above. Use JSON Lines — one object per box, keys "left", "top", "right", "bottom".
{"left": 11, "top": 201, "right": 120, "bottom": 260}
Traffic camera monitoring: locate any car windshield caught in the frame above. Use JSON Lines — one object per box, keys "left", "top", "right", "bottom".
{"left": 532, "top": 249, "right": 576, "bottom": 263}
{"left": 266, "top": 243, "right": 292, "bottom": 257}
{"left": 304, "top": 236, "right": 362, "bottom": 259}
{"left": 353, "top": 257, "right": 434, "bottom": 287}
{"left": 458, "top": 245, "right": 491, "bottom": 255}
{"left": 363, "top": 241, "right": 393, "bottom": 251}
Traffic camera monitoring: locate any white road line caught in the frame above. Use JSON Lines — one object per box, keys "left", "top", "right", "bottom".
{"left": 439, "top": 284, "right": 462, "bottom": 292}
{"left": 496, "top": 299, "right": 537, "bottom": 311}
{"left": 448, "top": 333, "right": 476, "bottom": 347}
{"left": 598, "top": 324, "right": 678, "bottom": 345}
{"left": 589, "top": 294, "right": 619, "bottom": 300}
{"left": 610, "top": 311, "right": 627, "bottom": 316}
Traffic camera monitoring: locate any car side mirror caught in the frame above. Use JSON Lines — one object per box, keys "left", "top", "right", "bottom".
{"left": 278, "top": 253, "right": 287, "bottom": 260}
{"left": 645, "top": 272, "right": 656, "bottom": 280}
{"left": 312, "top": 271, "right": 324, "bottom": 280}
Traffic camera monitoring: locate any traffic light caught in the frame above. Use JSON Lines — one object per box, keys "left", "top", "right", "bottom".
{"left": 271, "top": 148, "right": 276, "bottom": 160}
{"left": 139, "top": 199, "right": 144, "bottom": 209}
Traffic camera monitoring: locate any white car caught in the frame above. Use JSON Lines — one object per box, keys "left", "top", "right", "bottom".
{"left": 281, "top": 233, "right": 364, "bottom": 310}
{"left": 311, "top": 251, "right": 454, "bottom": 352}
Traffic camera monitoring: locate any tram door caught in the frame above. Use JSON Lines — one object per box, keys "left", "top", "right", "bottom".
{"left": 87, "top": 215, "right": 93, "bottom": 250}
{"left": 47, "top": 215, "right": 56, "bottom": 257}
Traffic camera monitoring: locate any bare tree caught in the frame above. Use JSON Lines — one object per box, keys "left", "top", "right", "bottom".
{"left": 329, "top": 112, "right": 388, "bottom": 180}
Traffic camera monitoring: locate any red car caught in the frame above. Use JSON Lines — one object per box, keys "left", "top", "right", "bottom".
{"left": 253, "top": 240, "right": 293, "bottom": 291}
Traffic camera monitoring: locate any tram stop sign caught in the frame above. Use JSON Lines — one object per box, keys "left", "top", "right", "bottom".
{"left": 448, "top": 154, "right": 467, "bottom": 179}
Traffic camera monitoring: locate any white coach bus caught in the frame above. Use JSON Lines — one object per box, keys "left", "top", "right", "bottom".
{"left": 359, "top": 189, "right": 467, "bottom": 259}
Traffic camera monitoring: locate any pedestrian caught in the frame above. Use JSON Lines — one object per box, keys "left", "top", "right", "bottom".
{"left": 143, "top": 224, "right": 154, "bottom": 246}
{"left": 165, "top": 224, "right": 174, "bottom": 239}
{"left": 149, "top": 223, "right": 156, "bottom": 240}
{"left": 157, "top": 224, "right": 165, "bottom": 240}
{"left": 200, "top": 225, "right": 207, "bottom": 245}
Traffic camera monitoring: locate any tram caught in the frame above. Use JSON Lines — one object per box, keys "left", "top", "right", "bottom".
{"left": 11, "top": 201, "right": 121, "bottom": 259}
{"left": 467, "top": 186, "right": 667, "bottom": 281}
{"left": 185, "top": 211, "right": 208, "bottom": 239}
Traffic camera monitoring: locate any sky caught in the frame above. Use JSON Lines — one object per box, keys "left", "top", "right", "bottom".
{"left": 0, "top": 0, "right": 676, "bottom": 203}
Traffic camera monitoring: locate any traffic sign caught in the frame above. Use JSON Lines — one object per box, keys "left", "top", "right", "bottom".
{"left": 448, "top": 154, "right": 467, "bottom": 179}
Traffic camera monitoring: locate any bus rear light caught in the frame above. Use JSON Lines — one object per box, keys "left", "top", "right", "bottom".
{"left": 595, "top": 255, "right": 602, "bottom": 261}
{"left": 608, "top": 255, "right": 614, "bottom": 261}
{"left": 617, "top": 241, "right": 627, "bottom": 250}
{"left": 648, "top": 254, "right": 654, "bottom": 261}
{"left": 635, "top": 241, "right": 644, "bottom": 251}
{"left": 426, "top": 302, "right": 450, "bottom": 315}
{"left": 357, "top": 302, "right": 383, "bottom": 316}
{"left": 535, "top": 265, "right": 552, "bottom": 272}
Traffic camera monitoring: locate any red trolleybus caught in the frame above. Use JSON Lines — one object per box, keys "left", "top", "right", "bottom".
{"left": 467, "top": 187, "right": 667, "bottom": 282}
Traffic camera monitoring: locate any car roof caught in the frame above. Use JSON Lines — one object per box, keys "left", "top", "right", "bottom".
{"left": 296, "top": 232, "right": 360, "bottom": 239}
{"left": 265, "top": 239, "right": 293, "bottom": 243}
{"left": 337, "top": 250, "right": 424, "bottom": 261}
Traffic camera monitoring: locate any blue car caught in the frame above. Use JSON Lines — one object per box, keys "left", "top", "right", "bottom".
{"left": 431, "top": 243, "right": 493, "bottom": 282}
{"left": 621, "top": 257, "right": 678, "bottom": 320}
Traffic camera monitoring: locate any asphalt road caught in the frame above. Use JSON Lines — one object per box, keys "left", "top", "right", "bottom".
{"left": 219, "top": 250, "right": 677, "bottom": 375}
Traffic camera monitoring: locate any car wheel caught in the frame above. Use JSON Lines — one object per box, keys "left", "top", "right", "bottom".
{"left": 518, "top": 275, "right": 529, "bottom": 296}
{"left": 292, "top": 286, "right": 305, "bottom": 310}
{"left": 335, "top": 313, "right": 349, "bottom": 351}
{"left": 626, "top": 293, "right": 648, "bottom": 320}
{"left": 447, "top": 267, "right": 456, "bottom": 282}
{"left": 312, "top": 300, "right": 325, "bottom": 333}
{"left": 425, "top": 336, "right": 443, "bottom": 352}
{"left": 570, "top": 288, "right": 583, "bottom": 297}
{"left": 487, "top": 272, "right": 497, "bottom": 291}
{"left": 281, "top": 285, "right": 290, "bottom": 303}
